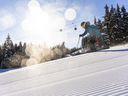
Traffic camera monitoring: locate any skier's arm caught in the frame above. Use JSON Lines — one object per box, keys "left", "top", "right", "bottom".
{"left": 79, "top": 30, "right": 87, "bottom": 37}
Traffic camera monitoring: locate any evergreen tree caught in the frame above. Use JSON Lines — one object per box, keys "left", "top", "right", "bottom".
{"left": 110, "top": 5, "right": 114, "bottom": 14}
{"left": 116, "top": 4, "right": 125, "bottom": 42}
{"left": 109, "top": 5, "right": 116, "bottom": 43}
{"left": 104, "top": 4, "right": 113, "bottom": 43}
{"left": 121, "top": 5, "right": 128, "bottom": 41}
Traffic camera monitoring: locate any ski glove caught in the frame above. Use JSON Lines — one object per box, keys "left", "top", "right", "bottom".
{"left": 79, "top": 34, "right": 82, "bottom": 37}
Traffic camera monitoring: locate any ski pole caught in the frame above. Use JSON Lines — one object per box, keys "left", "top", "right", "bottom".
{"left": 77, "top": 36, "right": 80, "bottom": 48}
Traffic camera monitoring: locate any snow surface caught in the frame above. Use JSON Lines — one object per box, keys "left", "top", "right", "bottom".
{"left": 0, "top": 44, "right": 128, "bottom": 96}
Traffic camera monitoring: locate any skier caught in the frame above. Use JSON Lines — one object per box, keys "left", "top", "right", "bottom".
{"left": 79, "top": 21, "right": 102, "bottom": 52}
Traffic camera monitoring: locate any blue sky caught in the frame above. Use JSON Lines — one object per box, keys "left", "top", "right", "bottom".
{"left": 0, "top": 0, "right": 128, "bottom": 48}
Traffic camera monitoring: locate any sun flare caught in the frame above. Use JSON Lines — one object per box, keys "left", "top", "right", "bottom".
{"left": 21, "top": 0, "right": 66, "bottom": 46}
{"left": 64, "top": 8, "right": 77, "bottom": 21}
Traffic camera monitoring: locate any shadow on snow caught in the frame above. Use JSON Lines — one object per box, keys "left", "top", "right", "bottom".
{"left": 98, "top": 48, "right": 128, "bottom": 52}
{"left": 0, "top": 68, "right": 15, "bottom": 73}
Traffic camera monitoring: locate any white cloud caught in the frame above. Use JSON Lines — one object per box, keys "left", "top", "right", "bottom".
{"left": 0, "top": 10, "right": 16, "bottom": 31}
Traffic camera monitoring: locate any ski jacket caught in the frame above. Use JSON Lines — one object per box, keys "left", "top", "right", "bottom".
{"left": 80, "top": 25, "right": 101, "bottom": 38}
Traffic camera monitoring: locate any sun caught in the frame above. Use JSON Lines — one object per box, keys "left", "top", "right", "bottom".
{"left": 64, "top": 8, "right": 77, "bottom": 21}
{"left": 21, "top": 0, "right": 66, "bottom": 47}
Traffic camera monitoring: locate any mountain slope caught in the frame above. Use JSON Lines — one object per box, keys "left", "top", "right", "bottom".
{"left": 0, "top": 44, "right": 128, "bottom": 96}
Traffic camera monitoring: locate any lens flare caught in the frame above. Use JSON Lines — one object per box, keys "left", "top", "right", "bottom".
{"left": 64, "top": 8, "right": 77, "bottom": 21}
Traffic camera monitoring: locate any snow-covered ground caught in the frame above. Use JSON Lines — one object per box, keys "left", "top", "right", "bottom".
{"left": 0, "top": 44, "right": 128, "bottom": 96}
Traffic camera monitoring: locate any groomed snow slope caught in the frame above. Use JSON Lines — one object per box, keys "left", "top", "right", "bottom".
{"left": 0, "top": 44, "right": 128, "bottom": 96}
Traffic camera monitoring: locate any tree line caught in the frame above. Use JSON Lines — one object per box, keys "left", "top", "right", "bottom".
{"left": 0, "top": 34, "right": 70, "bottom": 69}
{"left": 95, "top": 4, "right": 128, "bottom": 45}
{"left": 0, "top": 34, "right": 28, "bottom": 69}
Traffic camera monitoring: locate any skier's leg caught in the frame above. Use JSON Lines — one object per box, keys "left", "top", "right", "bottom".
{"left": 90, "top": 37, "right": 96, "bottom": 51}
{"left": 81, "top": 37, "right": 85, "bottom": 49}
